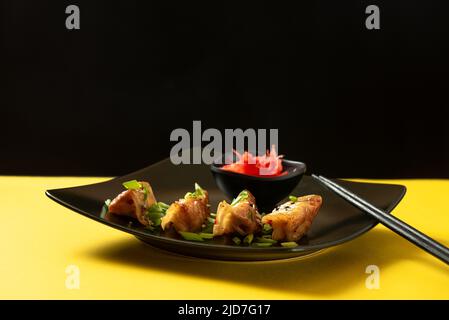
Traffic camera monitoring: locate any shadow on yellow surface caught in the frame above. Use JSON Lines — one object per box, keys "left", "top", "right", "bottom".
{"left": 86, "top": 228, "right": 444, "bottom": 295}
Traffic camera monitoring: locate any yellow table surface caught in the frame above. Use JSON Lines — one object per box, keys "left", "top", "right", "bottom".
{"left": 1, "top": 176, "right": 449, "bottom": 300}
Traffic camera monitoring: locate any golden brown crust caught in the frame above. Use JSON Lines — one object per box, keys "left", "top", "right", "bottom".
{"left": 262, "top": 195, "right": 322, "bottom": 242}
{"left": 161, "top": 190, "right": 210, "bottom": 232}
{"left": 213, "top": 191, "right": 262, "bottom": 236}
{"left": 108, "top": 181, "right": 157, "bottom": 226}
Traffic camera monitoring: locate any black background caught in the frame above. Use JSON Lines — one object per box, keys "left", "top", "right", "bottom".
{"left": 2, "top": 0, "right": 449, "bottom": 178}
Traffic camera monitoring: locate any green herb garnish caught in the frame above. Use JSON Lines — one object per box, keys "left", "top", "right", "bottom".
{"left": 281, "top": 242, "right": 298, "bottom": 248}
{"left": 207, "top": 217, "right": 215, "bottom": 224}
{"left": 262, "top": 223, "right": 273, "bottom": 235}
{"left": 143, "top": 186, "right": 149, "bottom": 202}
{"left": 100, "top": 199, "right": 111, "bottom": 219}
{"left": 178, "top": 231, "right": 204, "bottom": 242}
{"left": 201, "top": 214, "right": 215, "bottom": 233}
{"left": 147, "top": 212, "right": 162, "bottom": 226}
{"left": 199, "top": 233, "right": 214, "bottom": 239}
{"left": 123, "top": 180, "right": 142, "bottom": 190}
{"left": 289, "top": 195, "right": 298, "bottom": 203}
{"left": 243, "top": 233, "right": 254, "bottom": 245}
{"left": 184, "top": 183, "right": 206, "bottom": 199}
{"left": 202, "top": 223, "right": 213, "bottom": 234}
{"left": 255, "top": 237, "right": 277, "bottom": 244}
{"left": 252, "top": 242, "right": 273, "bottom": 247}
{"left": 146, "top": 202, "right": 169, "bottom": 226}
{"left": 232, "top": 237, "right": 242, "bottom": 245}
{"left": 231, "top": 190, "right": 250, "bottom": 206}
{"left": 158, "top": 202, "right": 170, "bottom": 210}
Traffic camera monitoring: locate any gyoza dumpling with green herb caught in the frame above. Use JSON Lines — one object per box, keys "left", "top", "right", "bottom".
{"left": 161, "top": 183, "right": 210, "bottom": 232}
{"left": 213, "top": 190, "right": 262, "bottom": 236}
{"left": 261, "top": 195, "right": 322, "bottom": 242}
{"left": 108, "top": 180, "right": 157, "bottom": 226}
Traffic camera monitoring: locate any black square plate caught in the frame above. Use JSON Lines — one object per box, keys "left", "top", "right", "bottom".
{"left": 46, "top": 158, "right": 406, "bottom": 261}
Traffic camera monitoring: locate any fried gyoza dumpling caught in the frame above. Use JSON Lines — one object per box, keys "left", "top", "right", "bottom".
{"left": 213, "top": 190, "right": 262, "bottom": 236}
{"left": 161, "top": 183, "right": 210, "bottom": 232}
{"left": 108, "top": 181, "right": 157, "bottom": 226}
{"left": 261, "top": 195, "right": 322, "bottom": 242}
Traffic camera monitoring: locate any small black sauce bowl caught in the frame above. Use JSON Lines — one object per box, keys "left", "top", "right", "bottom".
{"left": 210, "top": 159, "right": 306, "bottom": 213}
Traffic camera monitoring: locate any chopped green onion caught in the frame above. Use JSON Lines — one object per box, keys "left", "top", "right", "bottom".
{"left": 262, "top": 224, "right": 273, "bottom": 234}
{"left": 195, "top": 183, "right": 205, "bottom": 195}
{"left": 148, "top": 202, "right": 169, "bottom": 214}
{"left": 232, "top": 237, "right": 241, "bottom": 245}
{"left": 158, "top": 202, "right": 170, "bottom": 210}
{"left": 231, "top": 190, "right": 250, "bottom": 206}
{"left": 178, "top": 231, "right": 204, "bottom": 242}
{"left": 199, "top": 233, "right": 214, "bottom": 239}
{"left": 143, "top": 186, "right": 150, "bottom": 202}
{"left": 243, "top": 233, "right": 254, "bottom": 245}
{"left": 201, "top": 223, "right": 213, "bottom": 233}
{"left": 289, "top": 195, "right": 298, "bottom": 203}
{"left": 281, "top": 242, "right": 298, "bottom": 248}
{"left": 207, "top": 217, "right": 216, "bottom": 224}
{"left": 252, "top": 242, "right": 273, "bottom": 247}
{"left": 146, "top": 202, "right": 169, "bottom": 227}
{"left": 201, "top": 214, "right": 215, "bottom": 233}
{"left": 100, "top": 199, "right": 111, "bottom": 219}
{"left": 184, "top": 183, "right": 206, "bottom": 199}
{"left": 255, "top": 237, "right": 277, "bottom": 244}
{"left": 123, "top": 180, "right": 142, "bottom": 190}
{"left": 147, "top": 211, "right": 162, "bottom": 226}
{"left": 210, "top": 213, "right": 216, "bottom": 217}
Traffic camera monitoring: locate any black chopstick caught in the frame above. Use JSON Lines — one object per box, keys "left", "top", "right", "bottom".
{"left": 317, "top": 175, "right": 449, "bottom": 254}
{"left": 312, "top": 174, "right": 449, "bottom": 266}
